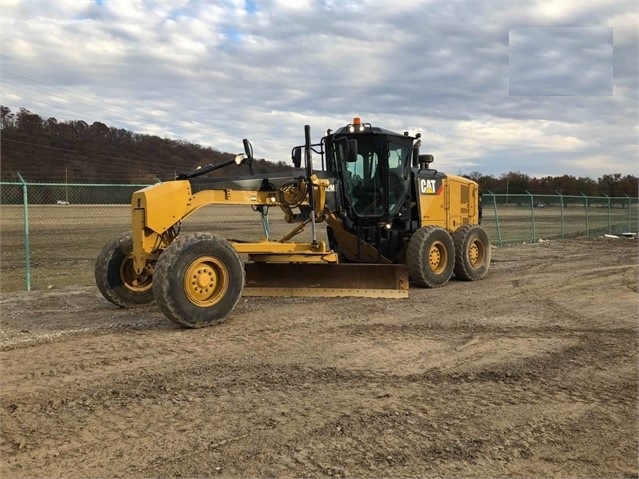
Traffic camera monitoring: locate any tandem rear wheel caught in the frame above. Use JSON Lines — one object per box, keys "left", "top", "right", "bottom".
{"left": 406, "top": 226, "right": 455, "bottom": 288}
{"left": 152, "top": 233, "right": 245, "bottom": 329}
{"left": 406, "top": 225, "right": 491, "bottom": 288}
{"left": 452, "top": 224, "right": 491, "bottom": 281}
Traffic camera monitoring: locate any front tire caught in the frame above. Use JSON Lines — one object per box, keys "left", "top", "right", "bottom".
{"left": 95, "top": 232, "right": 154, "bottom": 308}
{"left": 406, "top": 226, "right": 455, "bottom": 288}
{"left": 153, "top": 233, "right": 245, "bottom": 329}
{"left": 452, "top": 224, "right": 491, "bottom": 281}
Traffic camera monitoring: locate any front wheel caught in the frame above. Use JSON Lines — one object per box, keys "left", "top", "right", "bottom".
{"left": 452, "top": 225, "right": 491, "bottom": 281}
{"left": 153, "top": 233, "right": 245, "bottom": 328}
{"left": 406, "top": 226, "right": 455, "bottom": 288}
{"left": 94, "top": 232, "right": 155, "bottom": 308}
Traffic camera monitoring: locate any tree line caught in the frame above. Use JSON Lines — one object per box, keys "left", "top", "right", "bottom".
{"left": 1, "top": 106, "right": 636, "bottom": 197}
{"left": 0, "top": 107, "right": 295, "bottom": 183}
{"left": 468, "top": 171, "right": 637, "bottom": 198}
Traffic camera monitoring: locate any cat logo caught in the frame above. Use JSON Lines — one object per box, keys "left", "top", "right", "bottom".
{"left": 419, "top": 178, "right": 440, "bottom": 195}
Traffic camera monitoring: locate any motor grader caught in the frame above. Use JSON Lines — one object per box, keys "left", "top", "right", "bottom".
{"left": 95, "top": 118, "right": 491, "bottom": 328}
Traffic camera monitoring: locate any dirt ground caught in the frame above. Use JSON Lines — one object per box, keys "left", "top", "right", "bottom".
{"left": 0, "top": 237, "right": 637, "bottom": 478}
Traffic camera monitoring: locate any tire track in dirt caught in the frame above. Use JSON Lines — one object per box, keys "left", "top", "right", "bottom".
{"left": 1, "top": 238, "right": 637, "bottom": 478}
{"left": 3, "top": 322, "right": 635, "bottom": 478}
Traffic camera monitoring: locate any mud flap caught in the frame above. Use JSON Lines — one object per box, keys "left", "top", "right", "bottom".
{"left": 243, "top": 263, "right": 409, "bottom": 298}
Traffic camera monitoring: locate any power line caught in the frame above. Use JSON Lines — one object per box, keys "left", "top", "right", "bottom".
{"left": 1, "top": 138, "right": 194, "bottom": 168}
{"left": 0, "top": 70, "right": 178, "bottom": 140}
{"left": 1, "top": 80, "right": 118, "bottom": 126}
{"left": 1, "top": 70, "right": 133, "bottom": 112}
{"left": 3, "top": 138, "right": 133, "bottom": 161}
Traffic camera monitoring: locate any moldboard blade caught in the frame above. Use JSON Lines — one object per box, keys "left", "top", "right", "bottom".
{"left": 243, "top": 262, "right": 409, "bottom": 298}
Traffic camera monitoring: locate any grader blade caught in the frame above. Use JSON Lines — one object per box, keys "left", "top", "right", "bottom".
{"left": 243, "top": 263, "right": 409, "bottom": 298}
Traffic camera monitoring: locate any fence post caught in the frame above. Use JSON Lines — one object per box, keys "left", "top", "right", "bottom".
{"left": 603, "top": 194, "right": 611, "bottom": 234}
{"left": 17, "top": 173, "right": 31, "bottom": 291}
{"left": 525, "top": 190, "right": 536, "bottom": 242}
{"left": 626, "top": 194, "right": 632, "bottom": 232}
{"left": 556, "top": 191, "right": 565, "bottom": 239}
{"left": 581, "top": 193, "right": 589, "bottom": 237}
{"left": 486, "top": 190, "right": 502, "bottom": 246}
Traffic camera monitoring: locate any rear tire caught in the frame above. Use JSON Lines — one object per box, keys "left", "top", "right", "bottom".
{"left": 153, "top": 233, "right": 244, "bottom": 329}
{"left": 406, "top": 226, "right": 455, "bottom": 288}
{"left": 452, "top": 224, "right": 491, "bottom": 281}
{"left": 95, "top": 232, "right": 154, "bottom": 308}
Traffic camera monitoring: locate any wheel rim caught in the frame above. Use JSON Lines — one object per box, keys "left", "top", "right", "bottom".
{"left": 428, "top": 240, "right": 448, "bottom": 274}
{"left": 468, "top": 238, "right": 485, "bottom": 267}
{"left": 120, "top": 254, "right": 153, "bottom": 292}
{"left": 184, "top": 256, "right": 229, "bottom": 307}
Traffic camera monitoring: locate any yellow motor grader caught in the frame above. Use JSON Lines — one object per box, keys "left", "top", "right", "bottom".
{"left": 95, "top": 118, "right": 491, "bottom": 328}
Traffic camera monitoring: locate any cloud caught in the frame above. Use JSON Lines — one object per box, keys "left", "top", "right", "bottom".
{"left": 509, "top": 26, "right": 613, "bottom": 96}
{"left": 1, "top": 0, "right": 636, "bottom": 179}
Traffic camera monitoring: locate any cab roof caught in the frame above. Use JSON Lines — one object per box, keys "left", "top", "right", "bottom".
{"left": 330, "top": 119, "right": 414, "bottom": 139}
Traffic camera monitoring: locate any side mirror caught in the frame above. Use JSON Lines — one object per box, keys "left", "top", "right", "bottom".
{"left": 347, "top": 139, "right": 358, "bottom": 163}
{"left": 412, "top": 138, "right": 422, "bottom": 167}
{"left": 243, "top": 139, "right": 253, "bottom": 159}
{"left": 419, "top": 154, "right": 434, "bottom": 169}
{"left": 242, "top": 139, "right": 255, "bottom": 175}
{"left": 292, "top": 147, "right": 302, "bottom": 168}
{"left": 335, "top": 137, "right": 358, "bottom": 163}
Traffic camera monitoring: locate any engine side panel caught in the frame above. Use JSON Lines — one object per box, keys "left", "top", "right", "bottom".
{"left": 414, "top": 169, "right": 447, "bottom": 229}
{"left": 446, "top": 173, "right": 479, "bottom": 229}
{"left": 414, "top": 170, "right": 480, "bottom": 232}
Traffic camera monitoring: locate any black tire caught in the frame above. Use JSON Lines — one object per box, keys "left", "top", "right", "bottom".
{"left": 153, "top": 233, "right": 244, "bottom": 329}
{"left": 406, "top": 226, "right": 455, "bottom": 288}
{"left": 95, "top": 232, "right": 155, "bottom": 308}
{"left": 452, "top": 224, "right": 491, "bottom": 281}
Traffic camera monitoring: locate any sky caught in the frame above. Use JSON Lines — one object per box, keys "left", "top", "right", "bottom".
{"left": 1, "top": 0, "right": 637, "bottom": 179}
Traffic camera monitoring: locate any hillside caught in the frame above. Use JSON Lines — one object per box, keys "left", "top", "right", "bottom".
{"left": 0, "top": 107, "right": 295, "bottom": 183}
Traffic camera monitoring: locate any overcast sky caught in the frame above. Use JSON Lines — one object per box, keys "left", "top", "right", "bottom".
{"left": 1, "top": 0, "right": 637, "bottom": 179}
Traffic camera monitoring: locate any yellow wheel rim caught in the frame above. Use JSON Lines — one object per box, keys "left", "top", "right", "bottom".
{"left": 121, "top": 253, "right": 153, "bottom": 292}
{"left": 468, "top": 238, "right": 485, "bottom": 268}
{"left": 428, "top": 240, "right": 448, "bottom": 274}
{"left": 184, "top": 256, "right": 229, "bottom": 307}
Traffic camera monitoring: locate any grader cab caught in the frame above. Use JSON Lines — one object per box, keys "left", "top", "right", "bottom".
{"left": 95, "top": 118, "right": 491, "bottom": 328}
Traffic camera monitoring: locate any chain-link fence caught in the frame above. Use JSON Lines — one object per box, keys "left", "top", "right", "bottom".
{"left": 482, "top": 192, "right": 638, "bottom": 245}
{"left": 0, "top": 180, "right": 318, "bottom": 293}
{"left": 1, "top": 181, "right": 637, "bottom": 292}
